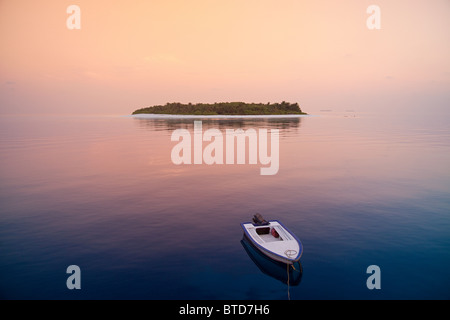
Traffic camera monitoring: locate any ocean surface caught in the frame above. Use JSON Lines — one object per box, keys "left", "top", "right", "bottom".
{"left": 0, "top": 110, "right": 449, "bottom": 300}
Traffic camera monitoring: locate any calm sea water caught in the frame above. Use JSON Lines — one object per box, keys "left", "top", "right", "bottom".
{"left": 0, "top": 110, "right": 449, "bottom": 300}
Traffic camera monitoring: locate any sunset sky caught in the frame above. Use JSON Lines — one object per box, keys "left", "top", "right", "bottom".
{"left": 0, "top": 0, "right": 449, "bottom": 115}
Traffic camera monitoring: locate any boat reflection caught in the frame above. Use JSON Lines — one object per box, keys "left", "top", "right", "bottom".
{"left": 241, "top": 235, "right": 303, "bottom": 286}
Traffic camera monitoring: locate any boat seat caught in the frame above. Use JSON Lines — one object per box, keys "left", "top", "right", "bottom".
{"left": 256, "top": 227, "right": 270, "bottom": 235}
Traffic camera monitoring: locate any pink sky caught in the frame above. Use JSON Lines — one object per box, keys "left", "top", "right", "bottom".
{"left": 0, "top": 0, "right": 449, "bottom": 115}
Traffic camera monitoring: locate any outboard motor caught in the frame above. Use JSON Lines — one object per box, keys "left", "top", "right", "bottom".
{"left": 253, "top": 213, "right": 269, "bottom": 226}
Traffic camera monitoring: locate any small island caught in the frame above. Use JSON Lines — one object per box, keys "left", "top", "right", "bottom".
{"left": 132, "top": 102, "right": 307, "bottom": 115}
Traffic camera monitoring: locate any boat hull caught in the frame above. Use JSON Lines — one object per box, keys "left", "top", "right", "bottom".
{"left": 241, "top": 236, "right": 303, "bottom": 285}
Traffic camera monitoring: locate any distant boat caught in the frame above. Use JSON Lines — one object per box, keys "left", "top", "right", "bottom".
{"left": 241, "top": 214, "right": 303, "bottom": 264}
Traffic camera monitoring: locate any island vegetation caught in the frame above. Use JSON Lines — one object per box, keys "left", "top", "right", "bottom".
{"left": 132, "top": 102, "right": 306, "bottom": 115}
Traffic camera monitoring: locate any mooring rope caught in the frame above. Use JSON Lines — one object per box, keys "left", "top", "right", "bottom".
{"left": 287, "top": 263, "right": 291, "bottom": 300}
{"left": 284, "top": 249, "right": 297, "bottom": 259}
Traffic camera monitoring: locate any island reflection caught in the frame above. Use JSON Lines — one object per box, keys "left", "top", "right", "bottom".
{"left": 132, "top": 116, "right": 303, "bottom": 133}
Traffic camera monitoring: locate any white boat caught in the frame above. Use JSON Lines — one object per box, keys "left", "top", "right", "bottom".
{"left": 241, "top": 214, "right": 303, "bottom": 265}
